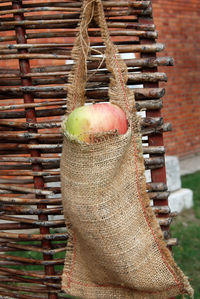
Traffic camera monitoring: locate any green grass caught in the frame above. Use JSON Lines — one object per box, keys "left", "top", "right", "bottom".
{"left": 171, "top": 171, "right": 200, "bottom": 299}
{"left": 181, "top": 171, "right": 200, "bottom": 219}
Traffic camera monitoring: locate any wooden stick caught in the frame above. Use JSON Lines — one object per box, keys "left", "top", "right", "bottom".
{"left": 166, "top": 238, "right": 178, "bottom": 247}
{"left": 0, "top": 1, "right": 150, "bottom": 12}
{"left": 14, "top": 1, "right": 148, "bottom": 7}
{"left": 4, "top": 175, "right": 65, "bottom": 184}
{"left": 0, "top": 206, "right": 62, "bottom": 216}
{"left": 0, "top": 120, "right": 62, "bottom": 129}
{"left": 0, "top": 273, "right": 61, "bottom": 288}
{"left": 0, "top": 156, "right": 164, "bottom": 169}
{"left": 0, "top": 60, "right": 172, "bottom": 86}
{"left": 142, "top": 122, "right": 172, "bottom": 134}
{"left": 0, "top": 8, "right": 142, "bottom": 20}
{"left": 0, "top": 289, "right": 45, "bottom": 299}
{"left": 0, "top": 88, "right": 165, "bottom": 102}
{"left": 0, "top": 215, "right": 65, "bottom": 228}
{"left": 0, "top": 72, "right": 166, "bottom": 87}
{"left": 0, "top": 267, "right": 61, "bottom": 280}
{"left": 0, "top": 19, "right": 155, "bottom": 31}
{"left": 0, "top": 144, "right": 62, "bottom": 152}
{"left": 0, "top": 149, "right": 61, "bottom": 155}
{"left": 0, "top": 169, "right": 61, "bottom": 176}
{"left": 0, "top": 22, "right": 155, "bottom": 33}
{"left": 0, "top": 184, "right": 53, "bottom": 195}
{"left": 0, "top": 3, "right": 151, "bottom": 15}
{"left": 0, "top": 231, "right": 67, "bottom": 241}
{"left": 0, "top": 197, "right": 62, "bottom": 205}
{"left": 0, "top": 53, "right": 72, "bottom": 60}
{"left": 147, "top": 164, "right": 164, "bottom": 170}
{"left": 129, "top": 72, "right": 167, "bottom": 82}
{"left": 0, "top": 15, "right": 138, "bottom": 25}
{"left": 0, "top": 127, "right": 171, "bottom": 150}
{"left": 137, "top": 99, "right": 163, "bottom": 110}
{"left": 0, "top": 163, "right": 61, "bottom": 170}
{"left": 0, "top": 189, "right": 12, "bottom": 194}
{"left": 0, "top": 178, "right": 36, "bottom": 184}
{"left": 0, "top": 96, "right": 164, "bottom": 111}
{"left": 6, "top": 243, "right": 67, "bottom": 255}
{"left": 0, "top": 86, "right": 68, "bottom": 93}
{"left": 0, "top": 43, "right": 72, "bottom": 50}
{"left": 0, "top": 42, "right": 164, "bottom": 53}
{"left": 0, "top": 100, "right": 66, "bottom": 111}
{"left": 136, "top": 99, "right": 163, "bottom": 110}
{"left": 148, "top": 192, "right": 170, "bottom": 200}
{"left": 146, "top": 182, "right": 167, "bottom": 191}
{"left": 0, "top": 182, "right": 167, "bottom": 194}
{"left": 0, "top": 82, "right": 165, "bottom": 97}
{"left": 0, "top": 19, "right": 79, "bottom": 26}
{"left": 0, "top": 176, "right": 61, "bottom": 185}
{"left": 0, "top": 222, "right": 39, "bottom": 230}
{"left": 0, "top": 86, "right": 165, "bottom": 101}
{"left": 0, "top": 284, "right": 60, "bottom": 294}
{"left": 0, "top": 7, "right": 80, "bottom": 16}
{"left": 145, "top": 157, "right": 164, "bottom": 167}
{"left": 0, "top": 122, "right": 171, "bottom": 141}
{"left": 0, "top": 156, "right": 60, "bottom": 163}
{"left": 145, "top": 156, "right": 164, "bottom": 166}
{"left": 158, "top": 218, "right": 172, "bottom": 226}
{"left": 141, "top": 116, "right": 163, "bottom": 127}
{"left": 0, "top": 55, "right": 165, "bottom": 77}
{"left": 0, "top": 29, "right": 157, "bottom": 43}
{"left": 0, "top": 205, "right": 62, "bottom": 215}
{"left": 0, "top": 104, "right": 157, "bottom": 119}
{"left": 0, "top": 117, "right": 162, "bottom": 130}
{"left": 0, "top": 132, "right": 62, "bottom": 140}
{"left": 12, "top": 22, "right": 156, "bottom": 32}
{"left": 152, "top": 206, "right": 170, "bottom": 214}
{"left": 0, "top": 144, "right": 165, "bottom": 155}
{"left": 143, "top": 146, "right": 165, "bottom": 154}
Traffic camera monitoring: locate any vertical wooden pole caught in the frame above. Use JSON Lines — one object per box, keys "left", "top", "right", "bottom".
{"left": 12, "top": 1, "right": 58, "bottom": 298}
{"left": 138, "top": 2, "right": 175, "bottom": 299}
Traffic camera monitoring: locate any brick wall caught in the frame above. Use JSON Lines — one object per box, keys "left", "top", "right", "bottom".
{"left": 152, "top": 0, "right": 200, "bottom": 158}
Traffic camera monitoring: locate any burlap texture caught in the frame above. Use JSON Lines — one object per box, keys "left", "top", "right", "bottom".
{"left": 61, "top": 0, "right": 193, "bottom": 298}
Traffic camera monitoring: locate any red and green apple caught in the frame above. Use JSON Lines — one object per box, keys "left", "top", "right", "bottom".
{"left": 64, "top": 103, "right": 128, "bottom": 143}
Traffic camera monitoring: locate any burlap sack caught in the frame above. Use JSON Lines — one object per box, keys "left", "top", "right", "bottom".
{"left": 61, "top": 0, "right": 194, "bottom": 298}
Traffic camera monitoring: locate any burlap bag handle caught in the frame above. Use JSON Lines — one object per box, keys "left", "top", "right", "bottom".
{"left": 65, "top": 0, "right": 135, "bottom": 119}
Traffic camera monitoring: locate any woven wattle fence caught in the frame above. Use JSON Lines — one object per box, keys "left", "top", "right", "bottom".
{"left": 0, "top": 0, "right": 175, "bottom": 298}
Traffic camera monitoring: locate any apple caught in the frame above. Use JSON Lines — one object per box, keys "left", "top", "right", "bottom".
{"left": 64, "top": 103, "right": 128, "bottom": 143}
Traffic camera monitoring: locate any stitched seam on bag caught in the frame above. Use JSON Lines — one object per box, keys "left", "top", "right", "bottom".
{"left": 63, "top": 273, "right": 181, "bottom": 294}
{"left": 113, "top": 55, "right": 183, "bottom": 293}
{"left": 131, "top": 123, "right": 183, "bottom": 291}
{"left": 67, "top": 233, "right": 77, "bottom": 288}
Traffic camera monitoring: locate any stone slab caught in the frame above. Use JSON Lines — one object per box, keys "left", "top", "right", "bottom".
{"left": 165, "top": 156, "right": 181, "bottom": 192}
{"left": 168, "top": 188, "right": 193, "bottom": 213}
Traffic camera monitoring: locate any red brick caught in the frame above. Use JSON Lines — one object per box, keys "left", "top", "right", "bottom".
{"left": 152, "top": 0, "right": 200, "bottom": 158}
